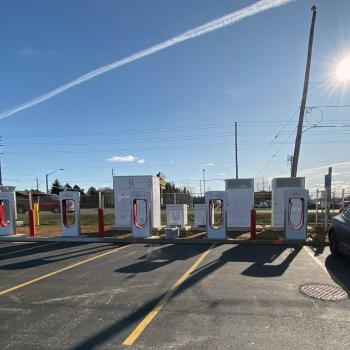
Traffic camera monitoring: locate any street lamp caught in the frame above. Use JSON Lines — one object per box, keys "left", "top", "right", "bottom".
{"left": 46, "top": 168, "right": 64, "bottom": 194}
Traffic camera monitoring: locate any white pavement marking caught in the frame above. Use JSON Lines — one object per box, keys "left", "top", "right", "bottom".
{"left": 303, "top": 246, "right": 328, "bottom": 274}
{"left": 34, "top": 289, "right": 126, "bottom": 304}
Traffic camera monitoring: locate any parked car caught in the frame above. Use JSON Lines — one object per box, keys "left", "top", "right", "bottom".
{"left": 65, "top": 199, "right": 75, "bottom": 212}
{"left": 255, "top": 201, "right": 269, "bottom": 208}
{"left": 16, "top": 194, "right": 61, "bottom": 214}
{"left": 329, "top": 207, "right": 350, "bottom": 258}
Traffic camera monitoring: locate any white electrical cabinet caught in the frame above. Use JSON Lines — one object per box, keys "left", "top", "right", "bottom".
{"left": 194, "top": 204, "right": 206, "bottom": 226}
{"left": 113, "top": 176, "right": 161, "bottom": 230}
{"left": 225, "top": 179, "right": 254, "bottom": 230}
{"left": 271, "top": 177, "right": 305, "bottom": 230}
{"left": 166, "top": 204, "right": 187, "bottom": 226}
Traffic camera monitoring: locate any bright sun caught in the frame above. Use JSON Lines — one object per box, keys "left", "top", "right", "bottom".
{"left": 336, "top": 56, "right": 350, "bottom": 82}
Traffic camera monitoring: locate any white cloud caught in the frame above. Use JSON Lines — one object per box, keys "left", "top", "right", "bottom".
{"left": 106, "top": 155, "right": 146, "bottom": 164}
{"left": 205, "top": 162, "right": 215, "bottom": 166}
{"left": 107, "top": 155, "right": 136, "bottom": 162}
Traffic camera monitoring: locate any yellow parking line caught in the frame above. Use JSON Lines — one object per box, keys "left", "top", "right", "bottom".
{"left": 0, "top": 244, "right": 129, "bottom": 297}
{"left": 122, "top": 244, "right": 215, "bottom": 346}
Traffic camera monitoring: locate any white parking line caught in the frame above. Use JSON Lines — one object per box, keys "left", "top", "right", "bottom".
{"left": 303, "top": 246, "right": 328, "bottom": 274}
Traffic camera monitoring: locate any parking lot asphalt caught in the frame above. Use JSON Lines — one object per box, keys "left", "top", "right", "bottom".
{"left": 0, "top": 241, "right": 349, "bottom": 350}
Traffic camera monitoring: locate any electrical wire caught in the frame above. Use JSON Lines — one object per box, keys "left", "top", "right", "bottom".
{"left": 242, "top": 108, "right": 299, "bottom": 176}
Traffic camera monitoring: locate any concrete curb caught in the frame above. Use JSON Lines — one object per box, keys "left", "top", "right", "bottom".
{"left": 0, "top": 236, "right": 329, "bottom": 247}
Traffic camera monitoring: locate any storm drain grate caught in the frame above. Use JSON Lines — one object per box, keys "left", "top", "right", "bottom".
{"left": 300, "top": 283, "right": 348, "bottom": 301}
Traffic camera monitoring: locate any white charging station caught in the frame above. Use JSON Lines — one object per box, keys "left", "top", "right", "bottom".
{"left": 0, "top": 191, "right": 16, "bottom": 236}
{"left": 271, "top": 177, "right": 305, "bottom": 230}
{"left": 166, "top": 204, "right": 187, "bottom": 226}
{"left": 131, "top": 191, "right": 152, "bottom": 238}
{"left": 59, "top": 191, "right": 81, "bottom": 237}
{"left": 225, "top": 178, "right": 254, "bottom": 231}
{"left": 284, "top": 189, "right": 308, "bottom": 240}
{"left": 206, "top": 191, "right": 226, "bottom": 239}
{"left": 194, "top": 204, "right": 206, "bottom": 226}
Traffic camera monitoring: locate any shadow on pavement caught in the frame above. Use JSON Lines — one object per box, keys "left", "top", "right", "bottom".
{"left": 73, "top": 244, "right": 300, "bottom": 349}
{"left": 0, "top": 242, "right": 57, "bottom": 256}
{"left": 0, "top": 242, "right": 114, "bottom": 261}
{"left": 325, "top": 254, "right": 350, "bottom": 295}
{"left": 0, "top": 244, "right": 120, "bottom": 270}
{"left": 308, "top": 245, "right": 325, "bottom": 256}
{"left": 193, "top": 245, "right": 301, "bottom": 278}
{"left": 115, "top": 243, "right": 210, "bottom": 274}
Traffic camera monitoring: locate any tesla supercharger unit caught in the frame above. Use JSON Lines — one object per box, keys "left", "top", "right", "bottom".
{"left": 206, "top": 191, "right": 226, "bottom": 239}
{"left": 59, "top": 191, "right": 81, "bottom": 237}
{"left": 131, "top": 191, "right": 152, "bottom": 238}
{"left": 284, "top": 189, "right": 308, "bottom": 240}
{"left": 225, "top": 178, "right": 254, "bottom": 231}
{"left": 166, "top": 204, "right": 187, "bottom": 226}
{"left": 0, "top": 192, "right": 16, "bottom": 236}
{"left": 194, "top": 204, "right": 206, "bottom": 226}
{"left": 271, "top": 177, "right": 305, "bottom": 230}
{"left": 114, "top": 176, "right": 161, "bottom": 230}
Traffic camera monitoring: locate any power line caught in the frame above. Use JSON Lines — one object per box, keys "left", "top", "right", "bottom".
{"left": 242, "top": 108, "right": 299, "bottom": 177}
{"left": 255, "top": 127, "right": 297, "bottom": 176}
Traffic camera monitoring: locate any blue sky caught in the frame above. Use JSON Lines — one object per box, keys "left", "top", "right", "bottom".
{"left": 1, "top": 0, "right": 350, "bottom": 194}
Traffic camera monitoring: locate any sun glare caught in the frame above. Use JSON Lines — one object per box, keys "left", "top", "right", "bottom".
{"left": 336, "top": 56, "right": 350, "bottom": 83}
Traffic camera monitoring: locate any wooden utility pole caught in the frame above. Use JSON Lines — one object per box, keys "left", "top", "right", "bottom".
{"left": 235, "top": 122, "right": 238, "bottom": 179}
{"left": 291, "top": 5, "right": 317, "bottom": 177}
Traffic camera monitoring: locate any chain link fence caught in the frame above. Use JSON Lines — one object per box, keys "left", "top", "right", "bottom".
{"left": 13, "top": 189, "right": 350, "bottom": 229}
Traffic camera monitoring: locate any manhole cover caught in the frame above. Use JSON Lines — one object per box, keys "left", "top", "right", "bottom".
{"left": 300, "top": 283, "right": 348, "bottom": 301}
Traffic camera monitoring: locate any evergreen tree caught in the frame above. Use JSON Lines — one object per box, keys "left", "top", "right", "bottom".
{"left": 50, "top": 179, "right": 63, "bottom": 194}
{"left": 87, "top": 186, "right": 98, "bottom": 196}
{"left": 73, "top": 185, "right": 85, "bottom": 195}
{"left": 64, "top": 183, "right": 72, "bottom": 191}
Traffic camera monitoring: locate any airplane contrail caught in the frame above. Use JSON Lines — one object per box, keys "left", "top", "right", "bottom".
{"left": 0, "top": 0, "right": 295, "bottom": 121}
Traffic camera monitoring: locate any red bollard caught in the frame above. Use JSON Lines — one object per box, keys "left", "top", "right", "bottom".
{"left": 29, "top": 209, "right": 36, "bottom": 237}
{"left": 98, "top": 208, "right": 104, "bottom": 238}
{"left": 250, "top": 209, "right": 256, "bottom": 240}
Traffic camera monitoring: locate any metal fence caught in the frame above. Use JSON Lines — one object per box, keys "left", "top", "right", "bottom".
{"left": 14, "top": 189, "right": 350, "bottom": 212}
{"left": 13, "top": 189, "right": 350, "bottom": 229}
